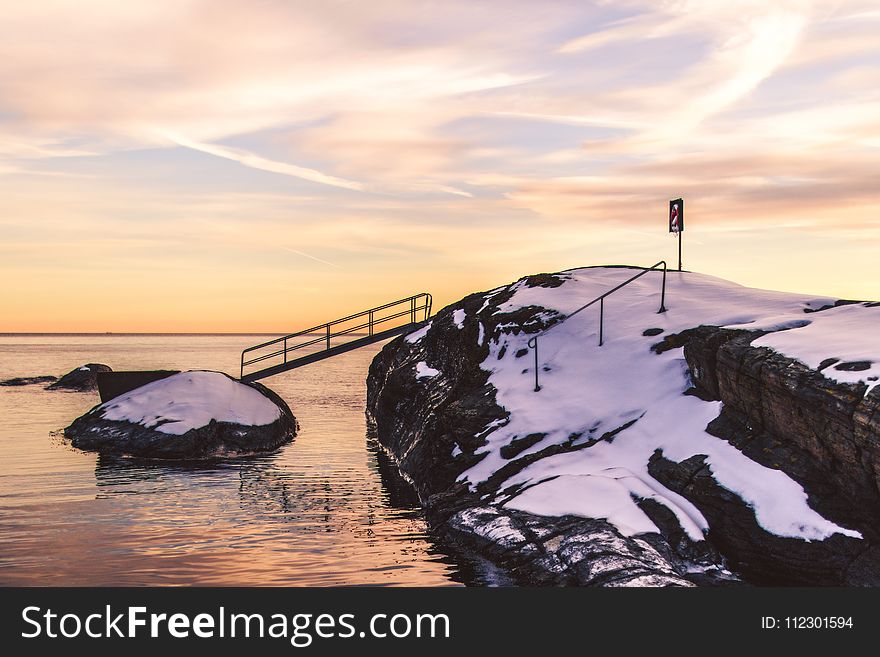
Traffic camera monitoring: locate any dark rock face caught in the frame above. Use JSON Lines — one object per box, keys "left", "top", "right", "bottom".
{"left": 443, "top": 506, "right": 701, "bottom": 586}
{"left": 65, "top": 375, "right": 298, "bottom": 459}
{"left": 47, "top": 364, "right": 112, "bottom": 391}
{"left": 0, "top": 376, "right": 57, "bottom": 387}
{"left": 367, "top": 273, "right": 880, "bottom": 586}
{"left": 659, "top": 325, "right": 880, "bottom": 585}
{"left": 368, "top": 274, "right": 567, "bottom": 504}
{"left": 367, "top": 273, "right": 711, "bottom": 586}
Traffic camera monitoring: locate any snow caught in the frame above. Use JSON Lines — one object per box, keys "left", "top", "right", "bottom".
{"left": 99, "top": 371, "right": 281, "bottom": 436}
{"left": 415, "top": 361, "right": 440, "bottom": 379}
{"left": 506, "top": 475, "right": 668, "bottom": 537}
{"left": 405, "top": 321, "right": 433, "bottom": 344}
{"left": 477, "top": 287, "right": 506, "bottom": 315}
{"left": 477, "top": 323, "right": 485, "bottom": 346}
{"left": 751, "top": 303, "right": 880, "bottom": 393}
{"left": 459, "top": 268, "right": 868, "bottom": 542}
{"left": 78, "top": 366, "right": 90, "bottom": 371}
{"left": 452, "top": 443, "right": 462, "bottom": 457}
{"left": 452, "top": 308, "right": 467, "bottom": 329}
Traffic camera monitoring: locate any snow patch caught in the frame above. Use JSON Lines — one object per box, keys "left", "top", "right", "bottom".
{"left": 751, "top": 303, "right": 880, "bottom": 393}
{"left": 100, "top": 371, "right": 281, "bottom": 436}
{"left": 506, "top": 474, "right": 663, "bottom": 537}
{"left": 415, "top": 361, "right": 440, "bottom": 379}
{"left": 452, "top": 309, "right": 467, "bottom": 329}
{"left": 477, "top": 288, "right": 505, "bottom": 315}
{"left": 405, "top": 321, "right": 432, "bottom": 344}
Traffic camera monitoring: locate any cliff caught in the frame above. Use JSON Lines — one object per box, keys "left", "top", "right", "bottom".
{"left": 366, "top": 267, "right": 880, "bottom": 586}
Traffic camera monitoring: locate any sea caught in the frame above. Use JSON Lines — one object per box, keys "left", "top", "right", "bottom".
{"left": 0, "top": 334, "right": 491, "bottom": 586}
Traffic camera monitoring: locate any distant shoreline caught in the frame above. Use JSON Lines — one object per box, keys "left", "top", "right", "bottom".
{"left": 0, "top": 333, "right": 293, "bottom": 337}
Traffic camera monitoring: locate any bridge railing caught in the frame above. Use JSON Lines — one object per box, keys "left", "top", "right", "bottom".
{"left": 241, "top": 293, "right": 432, "bottom": 379}
{"left": 527, "top": 262, "right": 667, "bottom": 391}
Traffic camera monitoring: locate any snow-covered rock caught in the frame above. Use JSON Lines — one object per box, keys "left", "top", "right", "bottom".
{"left": 65, "top": 371, "right": 298, "bottom": 458}
{"left": 367, "top": 267, "right": 880, "bottom": 586}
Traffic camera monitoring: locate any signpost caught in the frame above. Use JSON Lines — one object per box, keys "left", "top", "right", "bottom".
{"left": 669, "top": 198, "right": 684, "bottom": 271}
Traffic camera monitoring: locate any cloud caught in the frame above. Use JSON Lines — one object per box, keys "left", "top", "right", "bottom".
{"left": 281, "top": 246, "right": 340, "bottom": 268}
{"left": 164, "top": 133, "right": 365, "bottom": 191}
{"left": 1, "top": 0, "right": 879, "bottom": 329}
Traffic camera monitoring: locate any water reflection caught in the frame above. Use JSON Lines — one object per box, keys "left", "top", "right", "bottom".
{"left": 86, "top": 433, "right": 485, "bottom": 586}
{"left": 368, "top": 440, "right": 422, "bottom": 510}
{"left": 0, "top": 334, "right": 485, "bottom": 586}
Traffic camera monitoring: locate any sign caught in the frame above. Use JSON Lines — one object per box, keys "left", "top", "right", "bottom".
{"left": 669, "top": 198, "right": 684, "bottom": 233}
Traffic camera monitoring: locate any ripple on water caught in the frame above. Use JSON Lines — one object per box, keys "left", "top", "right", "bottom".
{"left": 0, "top": 335, "right": 484, "bottom": 586}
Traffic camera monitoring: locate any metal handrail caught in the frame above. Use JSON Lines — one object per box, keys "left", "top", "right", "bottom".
{"left": 527, "top": 262, "right": 667, "bottom": 391}
{"left": 241, "top": 293, "right": 433, "bottom": 378}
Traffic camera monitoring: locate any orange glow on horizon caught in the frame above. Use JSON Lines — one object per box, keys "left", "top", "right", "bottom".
{"left": 0, "top": 1, "right": 877, "bottom": 332}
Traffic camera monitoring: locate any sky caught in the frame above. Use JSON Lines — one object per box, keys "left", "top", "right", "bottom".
{"left": 1, "top": 0, "right": 878, "bottom": 332}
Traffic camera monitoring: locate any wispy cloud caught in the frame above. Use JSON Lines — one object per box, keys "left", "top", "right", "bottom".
{"left": 281, "top": 246, "right": 340, "bottom": 268}
{"left": 165, "top": 133, "right": 365, "bottom": 191}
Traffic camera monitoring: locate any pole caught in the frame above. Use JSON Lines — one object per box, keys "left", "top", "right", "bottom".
{"left": 678, "top": 230, "right": 682, "bottom": 272}
{"left": 659, "top": 264, "right": 667, "bottom": 313}
{"left": 528, "top": 337, "right": 540, "bottom": 392}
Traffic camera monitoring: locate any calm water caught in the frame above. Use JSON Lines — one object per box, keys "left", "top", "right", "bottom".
{"left": 0, "top": 335, "right": 481, "bottom": 586}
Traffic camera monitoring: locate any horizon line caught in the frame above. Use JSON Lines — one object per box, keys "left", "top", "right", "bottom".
{"left": 0, "top": 332, "right": 313, "bottom": 337}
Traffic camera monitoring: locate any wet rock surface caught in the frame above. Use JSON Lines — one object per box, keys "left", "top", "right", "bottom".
{"left": 0, "top": 376, "right": 58, "bottom": 387}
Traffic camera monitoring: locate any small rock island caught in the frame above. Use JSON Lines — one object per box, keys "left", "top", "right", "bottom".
{"left": 65, "top": 370, "right": 298, "bottom": 458}
{"left": 1, "top": 363, "right": 112, "bottom": 390}
{"left": 48, "top": 363, "right": 112, "bottom": 391}
{"left": 367, "top": 266, "right": 880, "bottom": 586}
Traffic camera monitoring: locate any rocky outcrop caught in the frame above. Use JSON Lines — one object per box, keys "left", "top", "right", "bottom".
{"left": 65, "top": 371, "right": 298, "bottom": 459}
{"left": 651, "top": 326, "right": 880, "bottom": 585}
{"left": 367, "top": 274, "right": 724, "bottom": 586}
{"left": 47, "top": 363, "right": 112, "bottom": 391}
{"left": 367, "top": 271, "right": 880, "bottom": 586}
{"left": 0, "top": 376, "right": 57, "bottom": 387}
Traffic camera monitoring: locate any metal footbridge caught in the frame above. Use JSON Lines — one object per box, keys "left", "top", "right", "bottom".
{"left": 240, "top": 293, "right": 432, "bottom": 382}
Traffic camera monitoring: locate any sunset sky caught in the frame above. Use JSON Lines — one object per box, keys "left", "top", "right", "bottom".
{"left": 1, "top": 0, "right": 878, "bottom": 332}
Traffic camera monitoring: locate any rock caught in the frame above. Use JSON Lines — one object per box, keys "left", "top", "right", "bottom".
{"left": 0, "top": 376, "right": 57, "bottom": 387}
{"left": 663, "top": 324, "right": 880, "bottom": 585}
{"left": 367, "top": 267, "right": 880, "bottom": 586}
{"left": 835, "top": 361, "right": 872, "bottom": 372}
{"left": 367, "top": 272, "right": 714, "bottom": 586}
{"left": 64, "top": 371, "right": 298, "bottom": 458}
{"left": 47, "top": 363, "right": 112, "bottom": 391}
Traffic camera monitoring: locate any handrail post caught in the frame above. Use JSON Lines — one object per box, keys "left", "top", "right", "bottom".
{"left": 659, "top": 262, "right": 667, "bottom": 313}
{"left": 411, "top": 297, "right": 416, "bottom": 324}
{"left": 599, "top": 297, "right": 604, "bottom": 346}
{"left": 326, "top": 325, "right": 330, "bottom": 350}
{"left": 528, "top": 337, "right": 540, "bottom": 392}
{"left": 369, "top": 310, "right": 373, "bottom": 336}
{"left": 284, "top": 337, "right": 287, "bottom": 363}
